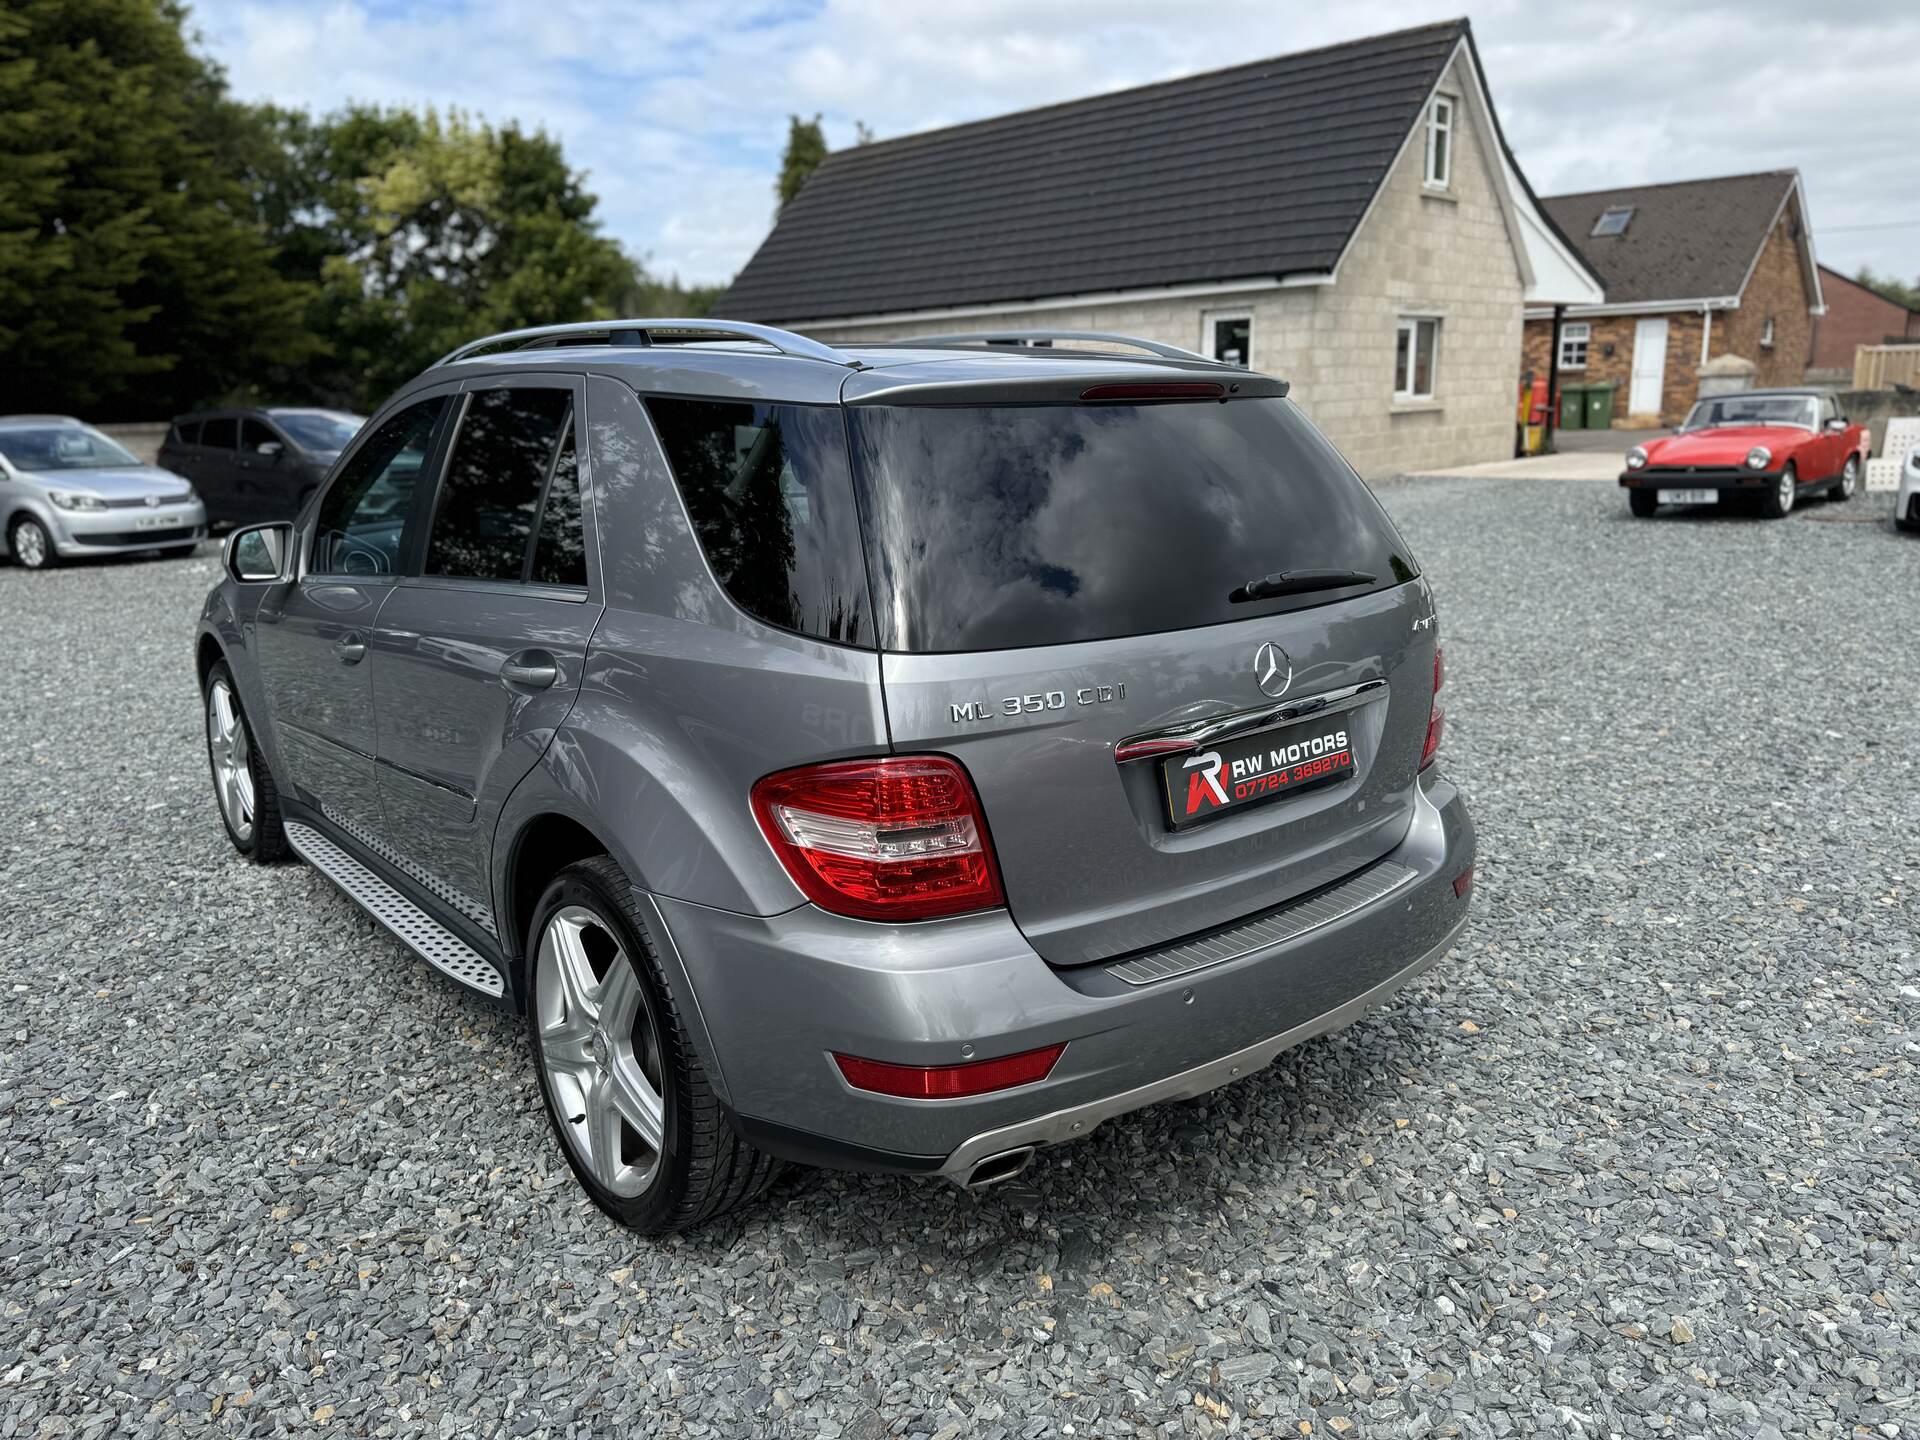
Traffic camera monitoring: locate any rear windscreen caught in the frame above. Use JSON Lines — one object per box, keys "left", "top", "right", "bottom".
{"left": 846, "top": 397, "right": 1416, "bottom": 653}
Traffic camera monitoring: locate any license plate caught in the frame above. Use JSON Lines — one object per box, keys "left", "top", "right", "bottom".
{"left": 135, "top": 515, "right": 174, "bottom": 528}
{"left": 1657, "top": 488, "right": 1718, "bottom": 504}
{"left": 1161, "top": 716, "right": 1355, "bottom": 831}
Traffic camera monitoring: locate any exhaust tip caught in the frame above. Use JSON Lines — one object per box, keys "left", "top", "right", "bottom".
{"left": 963, "top": 1146, "right": 1035, "bottom": 1191}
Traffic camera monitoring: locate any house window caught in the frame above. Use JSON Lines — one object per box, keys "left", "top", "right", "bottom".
{"left": 1395, "top": 317, "right": 1440, "bottom": 400}
{"left": 1424, "top": 96, "right": 1454, "bottom": 189}
{"left": 1760, "top": 316, "right": 1776, "bottom": 349}
{"left": 1557, "top": 321, "right": 1590, "bottom": 370}
{"left": 1591, "top": 207, "right": 1633, "bottom": 237}
{"left": 1205, "top": 313, "right": 1252, "bottom": 367}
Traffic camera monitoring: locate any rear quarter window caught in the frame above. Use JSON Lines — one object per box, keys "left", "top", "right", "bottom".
{"left": 644, "top": 396, "right": 872, "bottom": 646}
{"left": 845, "top": 396, "right": 1416, "bottom": 652}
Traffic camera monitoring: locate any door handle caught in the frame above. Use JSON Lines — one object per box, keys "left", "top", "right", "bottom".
{"left": 500, "top": 651, "right": 559, "bottom": 690}
{"left": 334, "top": 632, "right": 366, "bottom": 665}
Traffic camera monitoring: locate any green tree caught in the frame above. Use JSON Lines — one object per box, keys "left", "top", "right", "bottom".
{"left": 258, "top": 105, "right": 639, "bottom": 405}
{"left": 777, "top": 114, "right": 829, "bottom": 207}
{"left": 0, "top": 0, "right": 314, "bottom": 418}
{"left": 1856, "top": 265, "right": 1920, "bottom": 312}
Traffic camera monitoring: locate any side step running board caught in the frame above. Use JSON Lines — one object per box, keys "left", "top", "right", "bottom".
{"left": 286, "top": 821, "right": 506, "bottom": 999}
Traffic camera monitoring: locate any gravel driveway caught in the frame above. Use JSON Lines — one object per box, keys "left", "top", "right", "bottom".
{"left": 3, "top": 482, "right": 1914, "bottom": 1439}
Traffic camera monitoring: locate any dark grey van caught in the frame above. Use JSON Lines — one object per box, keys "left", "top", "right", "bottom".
{"left": 161, "top": 408, "right": 363, "bottom": 526}
{"left": 195, "top": 321, "right": 1473, "bottom": 1233}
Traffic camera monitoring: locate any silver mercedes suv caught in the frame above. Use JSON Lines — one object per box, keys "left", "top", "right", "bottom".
{"left": 196, "top": 320, "right": 1474, "bottom": 1233}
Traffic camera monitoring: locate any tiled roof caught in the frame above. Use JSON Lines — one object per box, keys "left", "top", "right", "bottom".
{"left": 719, "top": 21, "right": 1471, "bottom": 323}
{"left": 1541, "top": 172, "right": 1798, "bottom": 306}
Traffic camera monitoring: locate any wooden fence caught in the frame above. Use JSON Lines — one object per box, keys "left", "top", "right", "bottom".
{"left": 1853, "top": 344, "right": 1920, "bottom": 390}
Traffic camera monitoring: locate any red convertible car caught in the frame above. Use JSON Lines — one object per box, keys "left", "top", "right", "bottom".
{"left": 1619, "top": 389, "right": 1868, "bottom": 519}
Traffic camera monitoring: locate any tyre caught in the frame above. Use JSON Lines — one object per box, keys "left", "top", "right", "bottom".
{"left": 527, "top": 856, "right": 779, "bottom": 1233}
{"left": 1760, "top": 464, "right": 1797, "bottom": 519}
{"left": 1831, "top": 454, "right": 1859, "bottom": 503}
{"left": 203, "top": 660, "right": 288, "bottom": 861}
{"left": 1628, "top": 490, "right": 1659, "bottom": 518}
{"left": 8, "top": 515, "right": 56, "bottom": 569}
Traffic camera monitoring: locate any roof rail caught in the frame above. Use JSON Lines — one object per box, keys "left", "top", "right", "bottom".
{"left": 907, "top": 330, "right": 1214, "bottom": 363}
{"left": 433, "top": 318, "right": 857, "bottom": 370}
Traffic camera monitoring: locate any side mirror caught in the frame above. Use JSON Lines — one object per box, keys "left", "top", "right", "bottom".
{"left": 225, "top": 522, "right": 292, "bottom": 583}
{"left": 1825, "top": 418, "right": 1847, "bottom": 433}
{"left": 258, "top": 440, "right": 284, "bottom": 458}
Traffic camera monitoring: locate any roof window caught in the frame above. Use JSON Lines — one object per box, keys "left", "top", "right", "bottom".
{"left": 1591, "top": 207, "right": 1634, "bottom": 237}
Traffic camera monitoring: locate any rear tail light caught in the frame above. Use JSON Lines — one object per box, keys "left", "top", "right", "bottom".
{"left": 833, "top": 1042, "right": 1065, "bottom": 1099}
{"left": 750, "top": 756, "right": 1006, "bottom": 921}
{"left": 1420, "top": 644, "right": 1445, "bottom": 771}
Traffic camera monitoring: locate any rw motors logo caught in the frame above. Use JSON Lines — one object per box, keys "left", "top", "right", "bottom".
{"left": 1181, "top": 751, "right": 1231, "bottom": 817}
{"left": 1181, "top": 729, "right": 1353, "bottom": 818}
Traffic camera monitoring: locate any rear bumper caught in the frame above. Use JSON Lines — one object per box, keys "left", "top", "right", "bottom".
{"left": 653, "top": 771, "right": 1475, "bottom": 1175}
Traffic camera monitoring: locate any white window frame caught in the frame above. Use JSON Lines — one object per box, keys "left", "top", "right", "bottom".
{"left": 1557, "top": 321, "right": 1590, "bottom": 371}
{"left": 1201, "top": 310, "right": 1254, "bottom": 367}
{"left": 1395, "top": 316, "right": 1441, "bottom": 401}
{"left": 1424, "top": 95, "right": 1454, "bottom": 189}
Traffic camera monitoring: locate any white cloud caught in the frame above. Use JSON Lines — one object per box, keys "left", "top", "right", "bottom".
{"left": 188, "top": 0, "right": 1920, "bottom": 287}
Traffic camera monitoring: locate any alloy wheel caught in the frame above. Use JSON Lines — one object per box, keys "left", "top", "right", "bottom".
{"left": 1776, "top": 471, "right": 1795, "bottom": 515}
{"left": 206, "top": 678, "right": 256, "bottom": 843}
{"left": 12, "top": 521, "right": 48, "bottom": 568}
{"left": 1840, "top": 457, "right": 1859, "bottom": 499}
{"left": 535, "top": 906, "right": 667, "bottom": 1198}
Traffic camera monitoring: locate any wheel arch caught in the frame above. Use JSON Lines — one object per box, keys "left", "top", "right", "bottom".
{"left": 491, "top": 775, "right": 733, "bottom": 1103}
{"left": 195, "top": 632, "right": 226, "bottom": 690}
{"left": 502, "top": 811, "right": 614, "bottom": 974}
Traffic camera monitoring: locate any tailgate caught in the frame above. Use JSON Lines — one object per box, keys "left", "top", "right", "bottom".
{"left": 882, "top": 583, "right": 1434, "bottom": 965}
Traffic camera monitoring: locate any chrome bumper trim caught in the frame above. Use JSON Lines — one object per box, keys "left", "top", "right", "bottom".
{"left": 1114, "top": 678, "right": 1388, "bottom": 761}
{"left": 1106, "top": 859, "right": 1417, "bottom": 986}
{"left": 938, "top": 909, "right": 1469, "bottom": 1180}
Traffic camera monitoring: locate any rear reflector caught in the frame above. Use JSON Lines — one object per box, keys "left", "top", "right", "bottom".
{"left": 751, "top": 756, "right": 1005, "bottom": 921}
{"left": 1453, "top": 866, "right": 1475, "bottom": 899}
{"left": 1079, "top": 382, "right": 1225, "bottom": 402}
{"left": 833, "top": 1043, "right": 1066, "bottom": 1099}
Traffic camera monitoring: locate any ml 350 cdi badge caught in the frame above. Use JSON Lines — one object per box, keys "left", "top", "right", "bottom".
{"left": 196, "top": 320, "right": 1474, "bottom": 1233}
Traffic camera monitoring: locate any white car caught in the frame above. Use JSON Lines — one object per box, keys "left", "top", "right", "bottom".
{"left": 1899, "top": 446, "right": 1919, "bottom": 533}
{"left": 0, "top": 415, "right": 208, "bottom": 570}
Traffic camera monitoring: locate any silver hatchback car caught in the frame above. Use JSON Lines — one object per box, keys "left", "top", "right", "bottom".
{"left": 196, "top": 321, "right": 1475, "bottom": 1233}
{"left": 1, "top": 416, "right": 208, "bottom": 569}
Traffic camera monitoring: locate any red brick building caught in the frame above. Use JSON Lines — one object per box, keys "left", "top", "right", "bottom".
{"left": 1807, "top": 264, "right": 1920, "bottom": 376}
{"left": 1520, "top": 172, "right": 1823, "bottom": 428}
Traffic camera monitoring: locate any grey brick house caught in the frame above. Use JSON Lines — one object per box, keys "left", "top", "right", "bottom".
{"left": 719, "top": 19, "right": 1602, "bottom": 476}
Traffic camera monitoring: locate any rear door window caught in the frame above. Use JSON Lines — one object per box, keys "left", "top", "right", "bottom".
{"left": 645, "top": 397, "right": 871, "bottom": 645}
{"left": 846, "top": 397, "right": 1416, "bottom": 652}
{"left": 424, "top": 387, "right": 583, "bottom": 586}
{"left": 203, "top": 418, "right": 237, "bottom": 450}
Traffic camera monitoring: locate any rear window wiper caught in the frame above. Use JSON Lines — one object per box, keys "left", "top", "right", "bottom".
{"left": 1229, "top": 568, "right": 1376, "bottom": 604}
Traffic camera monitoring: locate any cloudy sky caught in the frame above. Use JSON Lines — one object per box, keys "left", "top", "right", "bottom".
{"left": 187, "top": 0, "right": 1920, "bottom": 289}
